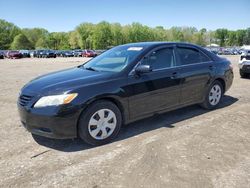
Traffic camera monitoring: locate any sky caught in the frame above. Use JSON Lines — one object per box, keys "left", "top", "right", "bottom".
{"left": 0, "top": 0, "right": 249, "bottom": 32}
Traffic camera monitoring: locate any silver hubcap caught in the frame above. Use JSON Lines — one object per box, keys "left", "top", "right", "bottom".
{"left": 88, "top": 109, "right": 117, "bottom": 140}
{"left": 209, "top": 84, "right": 222, "bottom": 106}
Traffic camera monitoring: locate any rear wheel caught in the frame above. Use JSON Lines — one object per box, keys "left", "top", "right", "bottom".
{"left": 201, "top": 81, "right": 223, "bottom": 110}
{"left": 78, "top": 100, "right": 122, "bottom": 146}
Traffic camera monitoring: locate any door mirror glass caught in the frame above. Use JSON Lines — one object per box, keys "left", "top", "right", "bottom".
{"left": 135, "top": 64, "right": 152, "bottom": 74}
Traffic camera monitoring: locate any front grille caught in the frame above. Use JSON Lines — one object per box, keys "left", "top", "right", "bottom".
{"left": 19, "top": 94, "right": 33, "bottom": 106}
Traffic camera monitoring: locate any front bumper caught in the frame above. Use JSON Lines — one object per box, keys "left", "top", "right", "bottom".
{"left": 239, "top": 60, "right": 250, "bottom": 69}
{"left": 225, "top": 69, "right": 234, "bottom": 92}
{"left": 17, "top": 103, "right": 82, "bottom": 139}
{"left": 239, "top": 61, "right": 250, "bottom": 74}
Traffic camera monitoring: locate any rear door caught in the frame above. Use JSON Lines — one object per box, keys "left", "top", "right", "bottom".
{"left": 175, "top": 45, "right": 215, "bottom": 105}
{"left": 128, "top": 46, "right": 182, "bottom": 120}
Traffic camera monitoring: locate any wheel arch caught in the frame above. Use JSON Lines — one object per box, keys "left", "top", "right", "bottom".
{"left": 76, "top": 96, "right": 128, "bottom": 137}
{"left": 214, "top": 77, "right": 226, "bottom": 93}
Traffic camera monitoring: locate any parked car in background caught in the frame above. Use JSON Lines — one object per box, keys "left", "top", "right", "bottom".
{"left": 7, "top": 50, "right": 23, "bottom": 59}
{"left": 0, "top": 51, "right": 4, "bottom": 59}
{"left": 19, "top": 50, "right": 31, "bottom": 58}
{"left": 18, "top": 42, "right": 234, "bottom": 145}
{"left": 55, "top": 50, "right": 63, "bottom": 57}
{"left": 29, "top": 50, "right": 35, "bottom": 58}
{"left": 239, "top": 50, "right": 250, "bottom": 78}
{"left": 35, "top": 50, "right": 45, "bottom": 58}
{"left": 61, "top": 51, "right": 74, "bottom": 57}
{"left": 205, "top": 47, "right": 219, "bottom": 55}
{"left": 82, "top": 50, "right": 97, "bottom": 57}
{"left": 73, "top": 49, "right": 83, "bottom": 57}
{"left": 32, "top": 50, "right": 39, "bottom": 58}
{"left": 39, "top": 50, "right": 56, "bottom": 58}
{"left": 94, "top": 50, "right": 105, "bottom": 56}
{"left": 231, "top": 49, "right": 240, "bottom": 55}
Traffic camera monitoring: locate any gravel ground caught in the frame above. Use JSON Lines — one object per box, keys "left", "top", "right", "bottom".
{"left": 0, "top": 56, "right": 249, "bottom": 188}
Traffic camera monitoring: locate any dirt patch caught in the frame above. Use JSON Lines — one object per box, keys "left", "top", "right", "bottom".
{"left": 0, "top": 56, "right": 249, "bottom": 187}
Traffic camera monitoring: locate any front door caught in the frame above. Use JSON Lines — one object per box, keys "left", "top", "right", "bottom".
{"left": 128, "top": 46, "right": 182, "bottom": 120}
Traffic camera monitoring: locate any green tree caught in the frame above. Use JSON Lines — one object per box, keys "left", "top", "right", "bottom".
{"left": 181, "top": 27, "right": 198, "bottom": 42}
{"left": 215, "top": 29, "right": 228, "bottom": 46}
{"left": 47, "top": 32, "right": 70, "bottom": 50}
{"left": 69, "top": 31, "right": 81, "bottom": 49}
{"left": 192, "top": 28, "right": 207, "bottom": 46}
{"left": 11, "top": 33, "right": 32, "bottom": 49}
{"left": 243, "top": 28, "right": 250, "bottom": 45}
{"left": 35, "top": 37, "right": 48, "bottom": 49}
{"left": 126, "top": 23, "right": 155, "bottom": 43}
{"left": 76, "top": 23, "right": 94, "bottom": 49}
{"left": 22, "top": 28, "right": 49, "bottom": 48}
{"left": 0, "top": 19, "right": 21, "bottom": 49}
{"left": 111, "top": 23, "right": 124, "bottom": 46}
{"left": 2, "top": 19, "right": 250, "bottom": 50}
{"left": 227, "top": 31, "right": 237, "bottom": 46}
{"left": 170, "top": 27, "right": 184, "bottom": 41}
{"left": 152, "top": 26, "right": 168, "bottom": 41}
{"left": 193, "top": 33, "right": 204, "bottom": 46}
{"left": 236, "top": 29, "right": 246, "bottom": 46}
{"left": 93, "top": 21, "right": 113, "bottom": 49}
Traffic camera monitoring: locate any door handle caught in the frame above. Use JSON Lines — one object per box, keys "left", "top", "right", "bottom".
{"left": 171, "top": 72, "right": 179, "bottom": 79}
{"left": 209, "top": 65, "right": 215, "bottom": 70}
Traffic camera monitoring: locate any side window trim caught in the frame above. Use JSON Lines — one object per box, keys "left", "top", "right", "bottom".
{"left": 129, "top": 45, "right": 177, "bottom": 76}
{"left": 141, "top": 45, "right": 176, "bottom": 70}
{"left": 175, "top": 46, "right": 212, "bottom": 67}
{"left": 176, "top": 44, "right": 212, "bottom": 62}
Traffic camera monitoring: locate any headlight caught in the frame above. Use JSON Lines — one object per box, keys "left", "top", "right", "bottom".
{"left": 34, "top": 93, "right": 78, "bottom": 108}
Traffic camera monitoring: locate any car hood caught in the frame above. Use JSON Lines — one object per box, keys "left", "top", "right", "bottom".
{"left": 21, "top": 67, "right": 113, "bottom": 95}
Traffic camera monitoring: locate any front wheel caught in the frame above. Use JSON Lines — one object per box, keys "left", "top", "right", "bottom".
{"left": 78, "top": 100, "right": 122, "bottom": 146}
{"left": 240, "top": 70, "right": 248, "bottom": 78}
{"left": 201, "top": 81, "right": 223, "bottom": 110}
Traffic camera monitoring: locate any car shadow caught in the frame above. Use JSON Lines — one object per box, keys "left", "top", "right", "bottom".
{"left": 32, "top": 95, "right": 238, "bottom": 152}
{"left": 241, "top": 76, "right": 250, "bottom": 79}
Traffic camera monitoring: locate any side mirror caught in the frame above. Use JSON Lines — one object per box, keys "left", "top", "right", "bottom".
{"left": 135, "top": 64, "right": 152, "bottom": 74}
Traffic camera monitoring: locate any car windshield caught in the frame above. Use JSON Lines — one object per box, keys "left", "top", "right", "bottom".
{"left": 82, "top": 45, "right": 144, "bottom": 72}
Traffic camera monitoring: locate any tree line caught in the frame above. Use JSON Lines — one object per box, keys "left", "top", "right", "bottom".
{"left": 0, "top": 19, "right": 249, "bottom": 50}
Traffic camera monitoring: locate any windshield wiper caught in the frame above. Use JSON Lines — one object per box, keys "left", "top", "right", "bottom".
{"left": 84, "top": 66, "right": 98, "bottom": 72}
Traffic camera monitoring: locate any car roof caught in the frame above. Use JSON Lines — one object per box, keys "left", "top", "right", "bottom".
{"left": 120, "top": 41, "right": 201, "bottom": 48}
{"left": 118, "top": 41, "right": 204, "bottom": 49}
{"left": 120, "top": 41, "right": 221, "bottom": 62}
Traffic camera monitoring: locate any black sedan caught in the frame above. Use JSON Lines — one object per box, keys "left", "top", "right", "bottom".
{"left": 39, "top": 50, "right": 56, "bottom": 58}
{"left": 18, "top": 42, "right": 234, "bottom": 145}
{"left": 61, "top": 51, "right": 74, "bottom": 57}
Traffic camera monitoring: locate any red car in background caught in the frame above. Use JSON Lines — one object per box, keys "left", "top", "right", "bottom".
{"left": 81, "top": 50, "right": 97, "bottom": 57}
{"left": 7, "top": 51, "right": 23, "bottom": 59}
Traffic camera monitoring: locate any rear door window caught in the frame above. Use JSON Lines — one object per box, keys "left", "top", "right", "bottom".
{"left": 176, "top": 47, "right": 211, "bottom": 65}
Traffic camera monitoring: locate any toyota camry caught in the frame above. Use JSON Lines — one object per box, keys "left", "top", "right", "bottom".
{"left": 18, "top": 42, "right": 234, "bottom": 145}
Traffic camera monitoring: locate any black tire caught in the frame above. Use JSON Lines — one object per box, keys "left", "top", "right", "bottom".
{"left": 240, "top": 70, "right": 248, "bottom": 78}
{"left": 78, "top": 100, "right": 122, "bottom": 146}
{"left": 200, "top": 80, "right": 224, "bottom": 110}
